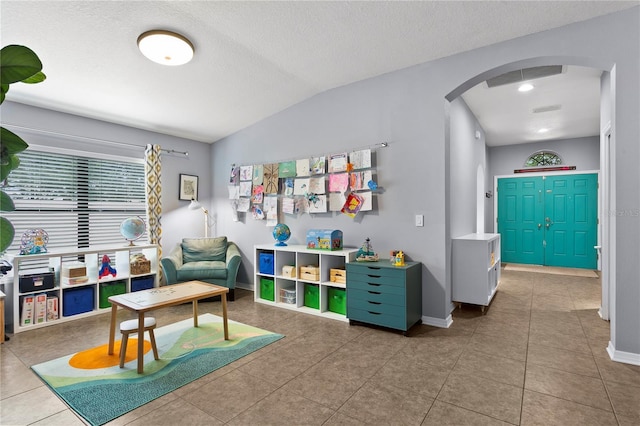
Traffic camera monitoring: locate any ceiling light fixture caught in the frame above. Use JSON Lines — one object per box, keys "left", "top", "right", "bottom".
{"left": 518, "top": 83, "right": 534, "bottom": 92}
{"left": 137, "top": 30, "right": 194, "bottom": 66}
{"left": 538, "top": 128, "right": 550, "bottom": 133}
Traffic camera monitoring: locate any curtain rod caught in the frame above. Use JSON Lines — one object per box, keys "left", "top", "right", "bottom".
{"left": 3, "top": 124, "right": 189, "bottom": 157}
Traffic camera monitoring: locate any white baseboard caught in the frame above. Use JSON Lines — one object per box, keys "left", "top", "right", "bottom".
{"left": 236, "top": 281, "right": 253, "bottom": 291}
{"left": 607, "top": 341, "right": 640, "bottom": 366}
{"left": 422, "top": 314, "right": 452, "bottom": 328}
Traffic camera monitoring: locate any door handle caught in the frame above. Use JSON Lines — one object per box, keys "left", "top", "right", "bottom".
{"left": 538, "top": 223, "right": 542, "bottom": 229}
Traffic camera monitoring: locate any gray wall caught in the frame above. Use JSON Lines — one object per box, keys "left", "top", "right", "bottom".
{"left": 1, "top": 101, "right": 213, "bottom": 254}
{"left": 212, "top": 8, "right": 640, "bottom": 355}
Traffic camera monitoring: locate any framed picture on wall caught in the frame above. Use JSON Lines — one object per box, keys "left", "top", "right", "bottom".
{"left": 179, "top": 174, "right": 198, "bottom": 201}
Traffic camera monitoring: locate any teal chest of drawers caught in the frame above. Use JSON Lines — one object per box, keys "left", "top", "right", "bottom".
{"left": 346, "top": 261, "right": 422, "bottom": 334}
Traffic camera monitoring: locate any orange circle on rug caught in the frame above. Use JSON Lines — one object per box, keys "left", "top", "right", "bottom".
{"left": 69, "top": 339, "right": 153, "bottom": 369}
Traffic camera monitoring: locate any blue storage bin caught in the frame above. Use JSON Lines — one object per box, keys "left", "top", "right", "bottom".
{"left": 259, "top": 253, "right": 274, "bottom": 275}
{"left": 63, "top": 286, "right": 95, "bottom": 317}
{"left": 131, "top": 276, "right": 155, "bottom": 292}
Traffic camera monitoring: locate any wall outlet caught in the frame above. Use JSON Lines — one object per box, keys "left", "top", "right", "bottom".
{"left": 415, "top": 214, "right": 424, "bottom": 227}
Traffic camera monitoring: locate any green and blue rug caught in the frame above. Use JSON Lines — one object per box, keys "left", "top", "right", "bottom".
{"left": 31, "top": 314, "right": 284, "bottom": 425}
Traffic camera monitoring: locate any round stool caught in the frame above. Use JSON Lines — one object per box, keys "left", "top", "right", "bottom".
{"left": 119, "top": 317, "right": 159, "bottom": 368}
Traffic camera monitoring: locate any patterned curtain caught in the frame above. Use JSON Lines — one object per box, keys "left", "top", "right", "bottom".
{"left": 145, "top": 144, "right": 163, "bottom": 260}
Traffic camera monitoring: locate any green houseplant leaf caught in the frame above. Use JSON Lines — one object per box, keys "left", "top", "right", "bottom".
{"left": 0, "top": 217, "right": 15, "bottom": 253}
{"left": 0, "top": 45, "right": 43, "bottom": 85}
{"left": 0, "top": 190, "right": 15, "bottom": 212}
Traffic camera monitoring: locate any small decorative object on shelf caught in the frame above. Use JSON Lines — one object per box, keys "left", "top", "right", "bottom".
{"left": 130, "top": 253, "right": 151, "bottom": 275}
{"left": 356, "top": 237, "right": 379, "bottom": 262}
{"left": 19, "top": 229, "right": 48, "bottom": 255}
{"left": 120, "top": 217, "right": 146, "bottom": 246}
{"left": 394, "top": 251, "right": 405, "bottom": 266}
{"left": 99, "top": 254, "right": 117, "bottom": 279}
{"left": 272, "top": 223, "right": 291, "bottom": 246}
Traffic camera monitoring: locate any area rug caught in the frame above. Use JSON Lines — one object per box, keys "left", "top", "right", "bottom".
{"left": 31, "top": 314, "right": 284, "bottom": 426}
{"left": 504, "top": 263, "right": 598, "bottom": 278}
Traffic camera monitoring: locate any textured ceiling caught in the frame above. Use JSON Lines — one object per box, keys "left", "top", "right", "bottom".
{"left": 1, "top": 1, "right": 637, "bottom": 143}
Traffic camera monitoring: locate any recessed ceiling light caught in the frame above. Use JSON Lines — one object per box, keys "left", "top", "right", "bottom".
{"left": 518, "top": 83, "right": 534, "bottom": 92}
{"left": 538, "top": 128, "right": 550, "bottom": 133}
{"left": 137, "top": 30, "right": 194, "bottom": 66}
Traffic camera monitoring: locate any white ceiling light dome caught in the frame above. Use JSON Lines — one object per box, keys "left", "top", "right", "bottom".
{"left": 137, "top": 30, "right": 194, "bottom": 66}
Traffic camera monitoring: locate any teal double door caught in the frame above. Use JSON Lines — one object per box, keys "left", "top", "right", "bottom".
{"left": 497, "top": 173, "right": 597, "bottom": 269}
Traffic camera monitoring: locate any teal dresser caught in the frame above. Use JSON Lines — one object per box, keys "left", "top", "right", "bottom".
{"left": 346, "top": 261, "right": 422, "bottom": 335}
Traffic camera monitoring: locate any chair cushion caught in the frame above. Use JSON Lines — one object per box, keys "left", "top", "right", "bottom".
{"left": 120, "top": 317, "right": 156, "bottom": 332}
{"left": 177, "top": 261, "right": 228, "bottom": 280}
{"left": 181, "top": 237, "right": 227, "bottom": 262}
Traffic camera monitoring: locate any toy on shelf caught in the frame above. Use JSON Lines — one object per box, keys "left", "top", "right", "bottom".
{"left": 394, "top": 251, "right": 405, "bottom": 266}
{"left": 99, "top": 254, "right": 117, "bottom": 279}
{"left": 356, "top": 237, "right": 379, "bottom": 262}
{"left": 19, "top": 229, "right": 49, "bottom": 255}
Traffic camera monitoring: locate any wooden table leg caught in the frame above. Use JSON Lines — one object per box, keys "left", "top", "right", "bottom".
{"left": 107, "top": 304, "right": 118, "bottom": 355}
{"left": 137, "top": 313, "right": 145, "bottom": 374}
{"left": 221, "top": 293, "right": 229, "bottom": 340}
{"left": 193, "top": 300, "right": 199, "bottom": 327}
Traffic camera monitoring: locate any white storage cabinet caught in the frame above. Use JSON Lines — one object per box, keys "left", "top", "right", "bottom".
{"left": 254, "top": 244, "right": 358, "bottom": 322}
{"left": 4, "top": 244, "right": 159, "bottom": 334}
{"left": 452, "top": 233, "right": 501, "bottom": 312}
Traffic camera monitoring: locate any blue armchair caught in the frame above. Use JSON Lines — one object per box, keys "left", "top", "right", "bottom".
{"left": 161, "top": 237, "right": 241, "bottom": 301}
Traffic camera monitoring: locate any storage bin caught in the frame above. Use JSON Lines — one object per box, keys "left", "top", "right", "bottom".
{"left": 328, "top": 287, "right": 346, "bottom": 315}
{"left": 259, "top": 253, "right": 274, "bottom": 275}
{"left": 260, "top": 278, "right": 275, "bottom": 301}
{"left": 330, "top": 268, "right": 346, "bottom": 284}
{"left": 131, "top": 276, "right": 155, "bottom": 292}
{"left": 19, "top": 270, "right": 55, "bottom": 293}
{"left": 282, "top": 265, "right": 296, "bottom": 278}
{"left": 63, "top": 286, "right": 95, "bottom": 317}
{"left": 304, "top": 283, "right": 319, "bottom": 309}
{"left": 279, "top": 287, "right": 296, "bottom": 304}
{"left": 299, "top": 265, "right": 320, "bottom": 281}
{"left": 98, "top": 280, "right": 126, "bottom": 308}
{"left": 306, "top": 229, "right": 343, "bottom": 251}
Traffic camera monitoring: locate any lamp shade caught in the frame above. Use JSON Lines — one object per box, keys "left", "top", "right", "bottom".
{"left": 137, "top": 30, "right": 194, "bottom": 66}
{"left": 188, "top": 199, "right": 202, "bottom": 210}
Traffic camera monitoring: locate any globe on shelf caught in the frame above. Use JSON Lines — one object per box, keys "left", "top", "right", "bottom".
{"left": 272, "top": 223, "right": 291, "bottom": 246}
{"left": 120, "top": 217, "right": 146, "bottom": 246}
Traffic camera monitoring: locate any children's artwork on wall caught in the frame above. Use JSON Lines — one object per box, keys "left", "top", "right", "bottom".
{"left": 328, "top": 173, "right": 349, "bottom": 192}
{"left": 283, "top": 178, "right": 294, "bottom": 196}
{"left": 329, "top": 192, "right": 346, "bottom": 211}
{"left": 341, "top": 192, "right": 364, "bottom": 218}
{"left": 237, "top": 198, "right": 250, "bottom": 212}
{"left": 239, "top": 181, "right": 252, "bottom": 197}
{"left": 263, "top": 163, "right": 279, "bottom": 194}
{"left": 307, "top": 194, "right": 327, "bottom": 213}
{"left": 263, "top": 195, "right": 278, "bottom": 212}
{"left": 230, "top": 200, "right": 239, "bottom": 221}
{"left": 310, "top": 156, "right": 326, "bottom": 175}
{"left": 252, "top": 205, "right": 265, "bottom": 220}
{"left": 309, "top": 176, "right": 326, "bottom": 194}
{"left": 350, "top": 170, "right": 373, "bottom": 190}
{"left": 328, "top": 153, "right": 348, "bottom": 173}
{"left": 294, "top": 178, "right": 310, "bottom": 195}
{"left": 358, "top": 191, "right": 373, "bottom": 211}
{"left": 229, "top": 166, "right": 239, "bottom": 184}
{"left": 251, "top": 185, "right": 263, "bottom": 204}
{"left": 228, "top": 185, "right": 239, "bottom": 199}
{"left": 282, "top": 197, "right": 296, "bottom": 214}
{"left": 240, "top": 165, "right": 253, "bottom": 181}
{"left": 349, "top": 149, "right": 372, "bottom": 170}
{"left": 296, "top": 158, "right": 310, "bottom": 177}
{"left": 252, "top": 164, "right": 264, "bottom": 185}
{"left": 278, "top": 161, "right": 296, "bottom": 178}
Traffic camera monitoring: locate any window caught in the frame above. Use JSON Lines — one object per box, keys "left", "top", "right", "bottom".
{"left": 2, "top": 147, "right": 146, "bottom": 254}
{"left": 525, "top": 150, "right": 563, "bottom": 167}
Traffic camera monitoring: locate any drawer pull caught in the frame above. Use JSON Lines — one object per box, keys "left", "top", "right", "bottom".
{"left": 367, "top": 291, "right": 381, "bottom": 295}
{"left": 367, "top": 267, "right": 381, "bottom": 270}
{"left": 367, "top": 301, "right": 381, "bottom": 305}
{"left": 367, "top": 274, "right": 382, "bottom": 278}
{"left": 367, "top": 283, "right": 381, "bottom": 287}
{"left": 367, "top": 311, "right": 381, "bottom": 315}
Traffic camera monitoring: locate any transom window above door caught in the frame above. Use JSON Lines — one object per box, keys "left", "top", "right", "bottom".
{"left": 524, "top": 150, "right": 563, "bottom": 167}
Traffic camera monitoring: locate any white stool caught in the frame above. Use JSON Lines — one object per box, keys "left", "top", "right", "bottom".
{"left": 119, "top": 317, "right": 159, "bottom": 368}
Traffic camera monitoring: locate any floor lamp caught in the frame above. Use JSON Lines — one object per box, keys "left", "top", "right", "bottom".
{"left": 189, "top": 199, "right": 210, "bottom": 238}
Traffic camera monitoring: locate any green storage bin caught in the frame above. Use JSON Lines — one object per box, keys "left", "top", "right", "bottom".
{"left": 260, "top": 278, "right": 275, "bottom": 301}
{"left": 304, "top": 283, "right": 319, "bottom": 309}
{"left": 99, "top": 280, "right": 126, "bottom": 308}
{"left": 328, "top": 287, "right": 346, "bottom": 315}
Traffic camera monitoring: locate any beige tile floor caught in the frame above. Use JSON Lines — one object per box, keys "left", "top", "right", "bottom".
{"left": 2, "top": 268, "right": 640, "bottom": 425}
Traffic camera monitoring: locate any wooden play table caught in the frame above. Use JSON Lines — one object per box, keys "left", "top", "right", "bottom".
{"left": 107, "top": 281, "right": 229, "bottom": 373}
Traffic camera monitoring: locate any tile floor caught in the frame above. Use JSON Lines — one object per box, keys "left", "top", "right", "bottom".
{"left": 2, "top": 268, "right": 640, "bottom": 425}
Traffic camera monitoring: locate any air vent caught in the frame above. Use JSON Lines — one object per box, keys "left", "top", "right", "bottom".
{"left": 486, "top": 65, "right": 564, "bottom": 88}
{"left": 533, "top": 104, "right": 562, "bottom": 113}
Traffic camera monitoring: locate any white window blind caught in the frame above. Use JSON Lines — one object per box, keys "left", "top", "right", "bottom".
{"left": 3, "top": 149, "right": 146, "bottom": 253}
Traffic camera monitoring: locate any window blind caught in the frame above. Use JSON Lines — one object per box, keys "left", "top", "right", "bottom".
{"left": 2, "top": 149, "right": 146, "bottom": 254}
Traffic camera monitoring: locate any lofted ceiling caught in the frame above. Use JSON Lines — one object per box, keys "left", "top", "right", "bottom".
{"left": 1, "top": 1, "right": 637, "bottom": 144}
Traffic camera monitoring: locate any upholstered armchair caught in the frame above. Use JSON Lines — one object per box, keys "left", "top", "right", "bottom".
{"left": 161, "top": 237, "right": 241, "bottom": 301}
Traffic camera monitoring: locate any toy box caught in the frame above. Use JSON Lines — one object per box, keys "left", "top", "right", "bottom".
{"left": 306, "top": 229, "right": 343, "bottom": 251}
{"left": 282, "top": 265, "right": 296, "bottom": 278}
{"left": 299, "top": 265, "right": 320, "bottom": 281}
{"left": 330, "top": 268, "right": 346, "bottom": 284}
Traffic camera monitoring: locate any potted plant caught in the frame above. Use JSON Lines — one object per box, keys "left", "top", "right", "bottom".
{"left": 0, "top": 44, "right": 46, "bottom": 253}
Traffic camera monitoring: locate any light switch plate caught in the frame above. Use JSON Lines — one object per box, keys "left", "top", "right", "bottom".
{"left": 415, "top": 214, "right": 424, "bottom": 227}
